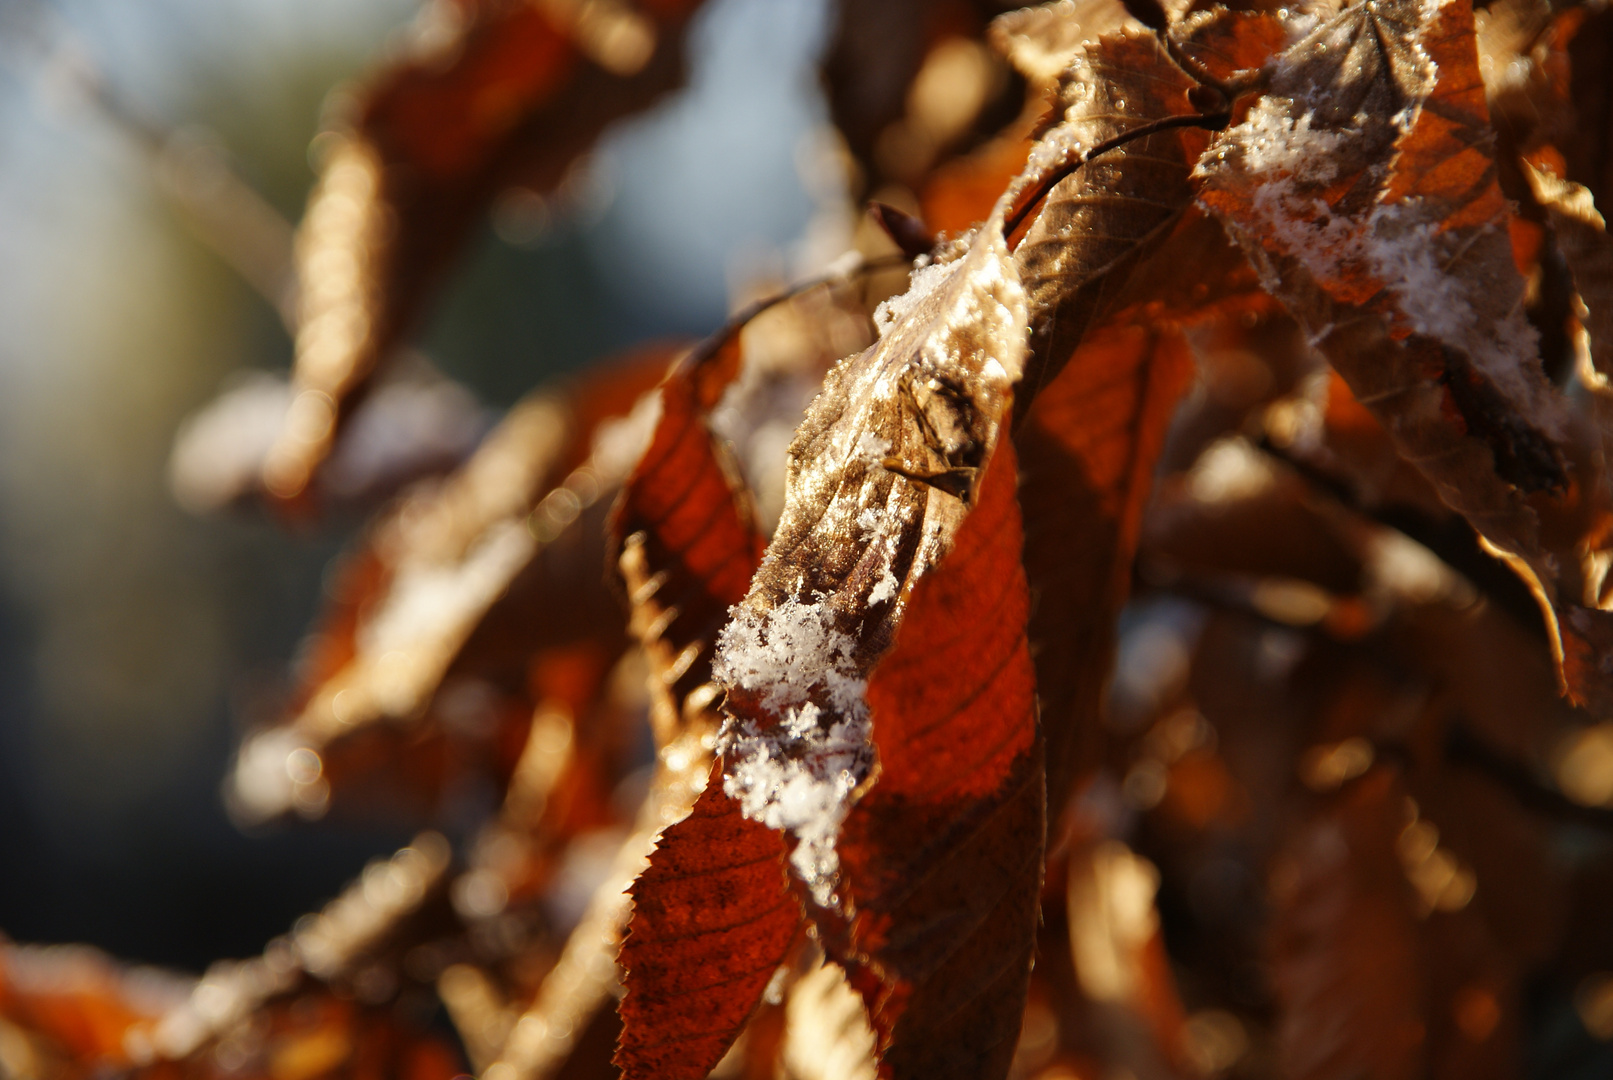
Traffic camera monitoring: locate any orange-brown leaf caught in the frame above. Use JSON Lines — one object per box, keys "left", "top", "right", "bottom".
{"left": 610, "top": 328, "right": 790, "bottom": 1079}
{"left": 835, "top": 434, "right": 1044, "bottom": 1080}
{"left": 616, "top": 770, "right": 800, "bottom": 1079}
{"left": 0, "top": 945, "right": 173, "bottom": 1069}
{"left": 1197, "top": 0, "right": 1571, "bottom": 528}
{"left": 263, "top": 0, "right": 703, "bottom": 500}
{"left": 1018, "top": 308, "right": 1198, "bottom": 811}
{"left": 611, "top": 345, "right": 766, "bottom": 732}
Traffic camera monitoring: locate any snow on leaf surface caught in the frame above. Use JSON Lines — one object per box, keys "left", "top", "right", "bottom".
{"left": 1197, "top": 0, "right": 1613, "bottom": 715}
{"left": 711, "top": 207, "right": 1028, "bottom": 912}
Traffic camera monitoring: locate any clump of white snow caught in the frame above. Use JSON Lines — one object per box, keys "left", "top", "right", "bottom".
{"left": 853, "top": 430, "right": 891, "bottom": 466}
{"left": 873, "top": 259, "right": 955, "bottom": 335}
{"left": 1198, "top": 17, "right": 1557, "bottom": 434}
{"left": 1233, "top": 101, "right": 1348, "bottom": 185}
{"left": 713, "top": 596, "right": 873, "bottom": 905}
{"left": 867, "top": 565, "right": 900, "bottom": 606}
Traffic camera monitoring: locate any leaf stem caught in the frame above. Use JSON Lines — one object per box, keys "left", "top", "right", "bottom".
{"left": 1001, "top": 111, "right": 1231, "bottom": 243}
{"left": 678, "top": 252, "right": 910, "bottom": 377}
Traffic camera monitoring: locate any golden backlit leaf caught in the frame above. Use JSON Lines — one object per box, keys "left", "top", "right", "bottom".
{"left": 263, "top": 0, "right": 705, "bottom": 501}
{"left": 1525, "top": 162, "right": 1613, "bottom": 380}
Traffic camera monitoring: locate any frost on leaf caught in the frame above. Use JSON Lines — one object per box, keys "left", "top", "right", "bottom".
{"left": 614, "top": 276, "right": 884, "bottom": 1080}
{"left": 714, "top": 596, "right": 873, "bottom": 901}
{"left": 711, "top": 207, "right": 1028, "bottom": 914}
{"left": 1197, "top": 0, "right": 1613, "bottom": 713}
{"left": 1197, "top": 0, "right": 1568, "bottom": 509}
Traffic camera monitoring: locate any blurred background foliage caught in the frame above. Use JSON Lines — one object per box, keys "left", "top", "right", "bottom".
{"left": 0, "top": 0, "right": 830, "bottom": 969}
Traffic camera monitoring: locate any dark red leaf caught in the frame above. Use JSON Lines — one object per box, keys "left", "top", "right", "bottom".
{"left": 834, "top": 434, "right": 1044, "bottom": 1079}
{"left": 616, "top": 768, "right": 800, "bottom": 1079}
{"left": 1018, "top": 307, "right": 1198, "bottom": 811}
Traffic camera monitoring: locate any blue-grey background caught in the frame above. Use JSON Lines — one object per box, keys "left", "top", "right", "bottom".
{"left": 0, "top": 0, "right": 833, "bottom": 970}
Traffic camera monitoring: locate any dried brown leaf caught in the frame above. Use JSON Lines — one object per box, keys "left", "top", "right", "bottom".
{"left": 262, "top": 0, "right": 704, "bottom": 501}
{"left": 1197, "top": 0, "right": 1613, "bottom": 714}
{"left": 1008, "top": 27, "right": 1204, "bottom": 402}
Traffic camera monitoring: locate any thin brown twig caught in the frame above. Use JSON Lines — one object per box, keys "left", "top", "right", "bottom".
{"left": 1001, "top": 111, "right": 1232, "bottom": 243}
{"left": 675, "top": 252, "right": 911, "bottom": 379}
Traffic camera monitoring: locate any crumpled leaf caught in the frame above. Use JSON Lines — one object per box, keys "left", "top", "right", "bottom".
{"left": 262, "top": 0, "right": 704, "bottom": 501}
{"left": 612, "top": 333, "right": 786, "bottom": 1079}
{"left": 1197, "top": 0, "right": 1562, "bottom": 511}
{"left": 613, "top": 274, "right": 885, "bottom": 1078}
{"left": 1196, "top": 0, "right": 1613, "bottom": 714}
